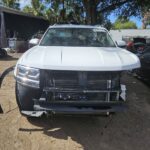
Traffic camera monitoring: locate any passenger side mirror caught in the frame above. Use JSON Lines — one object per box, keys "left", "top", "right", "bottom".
{"left": 116, "top": 40, "right": 126, "bottom": 48}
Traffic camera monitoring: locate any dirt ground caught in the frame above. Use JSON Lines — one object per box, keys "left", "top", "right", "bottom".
{"left": 0, "top": 53, "right": 150, "bottom": 150}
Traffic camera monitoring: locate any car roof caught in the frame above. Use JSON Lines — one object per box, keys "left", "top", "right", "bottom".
{"left": 49, "top": 24, "right": 107, "bottom": 30}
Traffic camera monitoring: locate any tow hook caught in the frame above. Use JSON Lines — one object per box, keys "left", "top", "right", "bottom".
{"left": 0, "top": 66, "right": 15, "bottom": 113}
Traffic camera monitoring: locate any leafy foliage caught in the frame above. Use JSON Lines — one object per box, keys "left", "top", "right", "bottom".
{"left": 112, "top": 17, "right": 137, "bottom": 29}
{"left": 2, "top": 0, "right": 20, "bottom": 10}
{"left": 21, "top": 0, "right": 150, "bottom": 28}
{"left": 23, "top": 0, "right": 45, "bottom": 16}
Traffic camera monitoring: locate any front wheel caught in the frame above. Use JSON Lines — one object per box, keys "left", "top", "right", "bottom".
{"left": 15, "top": 82, "right": 42, "bottom": 111}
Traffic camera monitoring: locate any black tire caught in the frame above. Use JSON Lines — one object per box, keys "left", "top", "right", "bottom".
{"left": 15, "top": 82, "right": 42, "bottom": 111}
{"left": 0, "top": 49, "right": 7, "bottom": 58}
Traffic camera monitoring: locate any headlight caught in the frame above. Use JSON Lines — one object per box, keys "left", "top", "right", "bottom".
{"left": 15, "top": 65, "right": 40, "bottom": 88}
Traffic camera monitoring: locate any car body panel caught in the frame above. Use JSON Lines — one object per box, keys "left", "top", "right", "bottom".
{"left": 16, "top": 45, "right": 140, "bottom": 71}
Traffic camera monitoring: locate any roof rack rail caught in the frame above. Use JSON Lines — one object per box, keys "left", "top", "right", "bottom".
{"left": 53, "top": 21, "right": 80, "bottom": 25}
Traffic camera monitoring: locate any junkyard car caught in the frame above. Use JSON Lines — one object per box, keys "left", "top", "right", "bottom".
{"left": 135, "top": 46, "right": 150, "bottom": 81}
{"left": 127, "top": 42, "right": 146, "bottom": 54}
{"left": 14, "top": 25, "right": 140, "bottom": 117}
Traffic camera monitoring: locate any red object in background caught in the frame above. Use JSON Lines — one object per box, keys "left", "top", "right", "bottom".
{"left": 127, "top": 41, "right": 134, "bottom": 51}
{"left": 127, "top": 41, "right": 134, "bottom": 47}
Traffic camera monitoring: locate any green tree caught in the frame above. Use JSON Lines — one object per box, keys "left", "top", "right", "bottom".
{"left": 44, "top": 0, "right": 84, "bottom": 23}
{"left": 113, "top": 17, "right": 137, "bottom": 29}
{"left": 23, "top": 0, "right": 45, "bottom": 16}
{"left": 22, "top": 0, "right": 150, "bottom": 27}
{"left": 23, "top": 6, "right": 35, "bottom": 14}
{"left": 82, "top": 0, "right": 150, "bottom": 25}
{"left": 23, "top": 0, "right": 60, "bottom": 23}
{"left": 2, "top": 0, "right": 20, "bottom": 10}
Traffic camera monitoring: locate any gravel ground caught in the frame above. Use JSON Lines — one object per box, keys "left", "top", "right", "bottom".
{"left": 0, "top": 53, "right": 150, "bottom": 150}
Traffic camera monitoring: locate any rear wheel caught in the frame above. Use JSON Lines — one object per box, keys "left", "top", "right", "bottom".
{"left": 15, "top": 82, "right": 42, "bottom": 111}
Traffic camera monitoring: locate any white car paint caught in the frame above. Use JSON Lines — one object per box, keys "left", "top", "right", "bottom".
{"left": 15, "top": 25, "right": 140, "bottom": 72}
{"left": 16, "top": 45, "right": 140, "bottom": 71}
{"left": 29, "top": 38, "right": 39, "bottom": 45}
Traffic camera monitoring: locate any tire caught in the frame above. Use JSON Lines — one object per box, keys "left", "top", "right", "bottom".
{"left": 0, "top": 49, "right": 7, "bottom": 58}
{"left": 15, "top": 82, "right": 42, "bottom": 111}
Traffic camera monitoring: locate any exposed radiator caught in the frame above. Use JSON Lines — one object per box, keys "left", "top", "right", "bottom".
{"left": 41, "top": 70, "right": 121, "bottom": 101}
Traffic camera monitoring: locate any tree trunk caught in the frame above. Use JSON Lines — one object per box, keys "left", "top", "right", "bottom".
{"left": 90, "top": 0, "right": 97, "bottom": 25}
{"left": 83, "top": 0, "right": 98, "bottom": 25}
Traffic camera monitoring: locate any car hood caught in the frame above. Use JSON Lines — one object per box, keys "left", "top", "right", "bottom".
{"left": 17, "top": 46, "right": 140, "bottom": 71}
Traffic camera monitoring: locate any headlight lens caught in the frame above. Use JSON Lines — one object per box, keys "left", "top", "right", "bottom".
{"left": 16, "top": 65, "right": 40, "bottom": 88}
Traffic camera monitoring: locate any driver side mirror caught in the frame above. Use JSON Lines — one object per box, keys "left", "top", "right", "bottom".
{"left": 28, "top": 38, "right": 40, "bottom": 48}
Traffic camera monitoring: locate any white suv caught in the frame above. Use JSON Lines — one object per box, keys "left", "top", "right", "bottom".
{"left": 14, "top": 24, "right": 140, "bottom": 117}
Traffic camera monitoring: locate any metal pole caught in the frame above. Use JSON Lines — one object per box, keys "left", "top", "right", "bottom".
{"left": 1, "top": 12, "right": 7, "bottom": 48}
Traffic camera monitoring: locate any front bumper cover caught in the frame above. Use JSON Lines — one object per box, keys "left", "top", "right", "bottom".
{"left": 21, "top": 102, "right": 127, "bottom": 117}
{"left": 21, "top": 84, "right": 126, "bottom": 117}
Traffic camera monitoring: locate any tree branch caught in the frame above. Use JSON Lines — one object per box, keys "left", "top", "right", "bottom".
{"left": 99, "top": 0, "right": 131, "bottom": 13}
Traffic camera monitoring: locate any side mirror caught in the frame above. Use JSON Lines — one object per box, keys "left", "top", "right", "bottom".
{"left": 28, "top": 38, "right": 39, "bottom": 48}
{"left": 116, "top": 40, "right": 126, "bottom": 48}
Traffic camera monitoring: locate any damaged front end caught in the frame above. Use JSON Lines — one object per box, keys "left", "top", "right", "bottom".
{"left": 0, "top": 66, "right": 126, "bottom": 117}
{"left": 21, "top": 70, "right": 127, "bottom": 117}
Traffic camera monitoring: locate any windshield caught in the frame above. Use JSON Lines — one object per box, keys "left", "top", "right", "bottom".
{"left": 40, "top": 28, "right": 116, "bottom": 47}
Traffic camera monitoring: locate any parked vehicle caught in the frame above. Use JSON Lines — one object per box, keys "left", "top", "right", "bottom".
{"left": 135, "top": 46, "right": 150, "bottom": 81}
{"left": 127, "top": 42, "right": 146, "bottom": 54}
{"left": 14, "top": 25, "right": 140, "bottom": 117}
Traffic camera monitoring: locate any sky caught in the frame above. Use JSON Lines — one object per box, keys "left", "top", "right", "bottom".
{"left": 130, "top": 17, "right": 142, "bottom": 28}
{"left": 19, "top": 0, "right": 31, "bottom": 8}
{"left": 19, "top": 0, "right": 142, "bottom": 28}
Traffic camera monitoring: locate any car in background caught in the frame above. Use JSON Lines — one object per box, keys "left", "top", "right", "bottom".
{"left": 135, "top": 46, "right": 150, "bottom": 81}
{"left": 127, "top": 42, "right": 146, "bottom": 54}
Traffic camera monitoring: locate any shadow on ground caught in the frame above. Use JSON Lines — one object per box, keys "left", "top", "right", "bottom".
{"left": 0, "top": 55, "right": 18, "bottom": 61}
{"left": 19, "top": 115, "right": 113, "bottom": 150}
